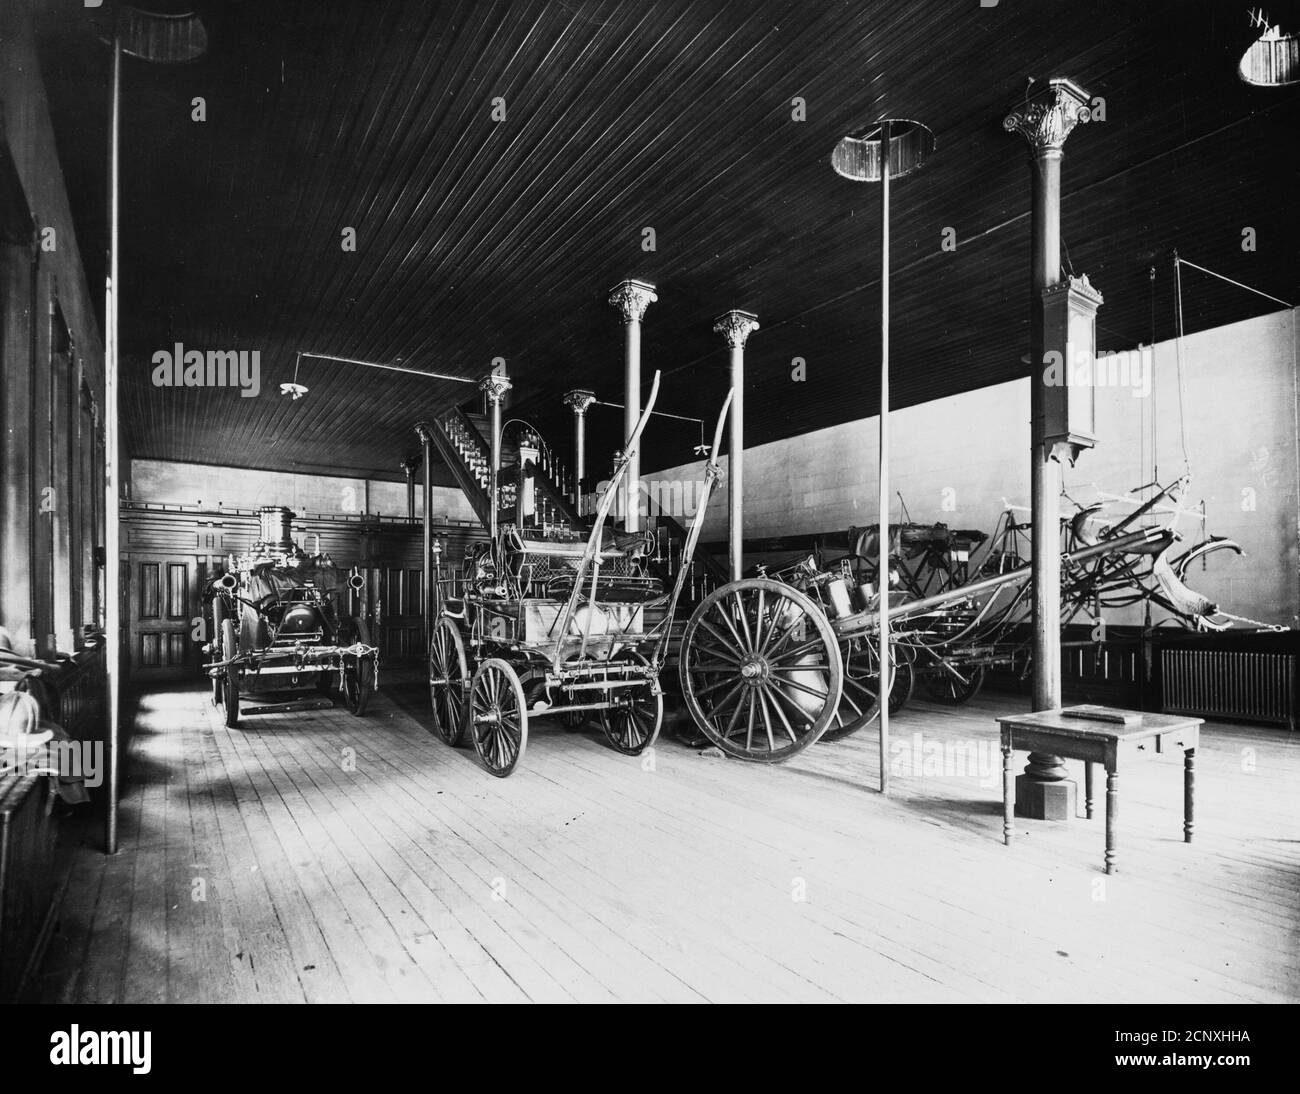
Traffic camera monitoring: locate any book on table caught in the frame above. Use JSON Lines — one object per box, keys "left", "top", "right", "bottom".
{"left": 1058, "top": 704, "right": 1143, "bottom": 726}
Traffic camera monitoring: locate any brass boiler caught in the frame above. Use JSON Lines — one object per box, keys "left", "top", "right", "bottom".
{"left": 256, "top": 505, "right": 296, "bottom": 552}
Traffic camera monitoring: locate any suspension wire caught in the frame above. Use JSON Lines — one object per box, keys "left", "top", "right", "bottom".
{"left": 591, "top": 398, "right": 703, "bottom": 425}
{"left": 1176, "top": 256, "right": 1295, "bottom": 309}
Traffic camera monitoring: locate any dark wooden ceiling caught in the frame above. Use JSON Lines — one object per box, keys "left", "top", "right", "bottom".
{"left": 34, "top": 0, "right": 1300, "bottom": 484}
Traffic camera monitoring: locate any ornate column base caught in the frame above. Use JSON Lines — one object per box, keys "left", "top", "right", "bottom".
{"left": 1015, "top": 752, "right": 1076, "bottom": 820}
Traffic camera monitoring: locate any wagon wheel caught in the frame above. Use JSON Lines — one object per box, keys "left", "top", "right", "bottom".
{"left": 341, "top": 618, "right": 374, "bottom": 716}
{"left": 427, "top": 616, "right": 468, "bottom": 745}
{"left": 599, "top": 651, "right": 662, "bottom": 756}
{"left": 470, "top": 659, "right": 528, "bottom": 777}
{"left": 221, "top": 618, "right": 240, "bottom": 728}
{"left": 820, "top": 637, "right": 911, "bottom": 741}
{"left": 679, "top": 578, "right": 843, "bottom": 762}
{"left": 559, "top": 709, "right": 588, "bottom": 730}
{"left": 922, "top": 663, "right": 985, "bottom": 705}
{"left": 210, "top": 596, "right": 227, "bottom": 707}
{"left": 820, "top": 638, "right": 885, "bottom": 742}
{"left": 890, "top": 654, "right": 915, "bottom": 714}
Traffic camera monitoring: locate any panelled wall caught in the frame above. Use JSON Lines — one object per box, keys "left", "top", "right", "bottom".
{"left": 130, "top": 458, "right": 478, "bottom": 523}
{"left": 120, "top": 503, "right": 485, "bottom": 676}
{"left": 0, "top": 6, "right": 106, "bottom": 658}
{"left": 649, "top": 307, "right": 1300, "bottom": 629}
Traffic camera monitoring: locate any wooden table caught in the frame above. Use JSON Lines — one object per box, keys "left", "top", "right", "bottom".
{"left": 997, "top": 708, "right": 1202, "bottom": 874}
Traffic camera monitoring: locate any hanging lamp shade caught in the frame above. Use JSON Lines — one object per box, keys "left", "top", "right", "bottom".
{"left": 97, "top": 7, "right": 208, "bottom": 63}
{"left": 831, "top": 119, "right": 935, "bottom": 182}
{"left": 1238, "top": 24, "right": 1300, "bottom": 86}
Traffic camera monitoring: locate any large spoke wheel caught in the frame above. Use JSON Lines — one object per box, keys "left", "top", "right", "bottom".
{"left": 428, "top": 616, "right": 468, "bottom": 745}
{"left": 221, "top": 618, "right": 240, "bottom": 728}
{"left": 599, "top": 651, "right": 662, "bottom": 756}
{"left": 821, "top": 638, "right": 887, "bottom": 742}
{"left": 922, "top": 662, "right": 985, "bottom": 705}
{"left": 341, "top": 618, "right": 375, "bottom": 716}
{"left": 890, "top": 654, "right": 915, "bottom": 714}
{"left": 679, "top": 578, "right": 843, "bottom": 762}
{"left": 342, "top": 657, "right": 375, "bottom": 715}
{"left": 470, "top": 659, "right": 528, "bottom": 777}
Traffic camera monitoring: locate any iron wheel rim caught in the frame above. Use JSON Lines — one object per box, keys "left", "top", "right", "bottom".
{"left": 679, "top": 578, "right": 843, "bottom": 762}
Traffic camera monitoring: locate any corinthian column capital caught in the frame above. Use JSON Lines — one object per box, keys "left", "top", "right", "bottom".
{"left": 608, "top": 278, "right": 657, "bottom": 324}
{"left": 479, "top": 373, "right": 512, "bottom": 404}
{"left": 1003, "top": 77, "right": 1092, "bottom": 153}
{"left": 563, "top": 388, "right": 596, "bottom": 415}
{"left": 413, "top": 420, "right": 436, "bottom": 446}
{"left": 713, "top": 309, "right": 760, "bottom": 350}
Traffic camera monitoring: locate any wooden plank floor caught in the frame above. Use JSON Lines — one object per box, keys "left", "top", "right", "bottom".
{"left": 31, "top": 670, "right": 1300, "bottom": 1003}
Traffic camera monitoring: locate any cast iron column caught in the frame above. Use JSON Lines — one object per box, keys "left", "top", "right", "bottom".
{"left": 413, "top": 422, "right": 435, "bottom": 639}
{"left": 480, "top": 372, "right": 513, "bottom": 545}
{"left": 608, "top": 279, "right": 656, "bottom": 532}
{"left": 563, "top": 389, "right": 596, "bottom": 510}
{"left": 104, "top": 28, "right": 122, "bottom": 853}
{"left": 402, "top": 456, "right": 419, "bottom": 520}
{"left": 1004, "top": 77, "right": 1091, "bottom": 819}
{"left": 713, "top": 310, "right": 759, "bottom": 580}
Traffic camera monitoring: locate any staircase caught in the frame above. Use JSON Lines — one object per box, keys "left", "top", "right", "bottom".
{"left": 426, "top": 406, "right": 583, "bottom": 534}
{"left": 643, "top": 498, "right": 729, "bottom": 608}
{"left": 425, "top": 406, "right": 727, "bottom": 652}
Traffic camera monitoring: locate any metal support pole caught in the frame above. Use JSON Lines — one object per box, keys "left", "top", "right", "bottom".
{"left": 105, "top": 30, "right": 121, "bottom": 855}
{"left": 623, "top": 322, "right": 640, "bottom": 531}
{"left": 608, "top": 280, "right": 657, "bottom": 532}
{"left": 414, "top": 423, "right": 434, "bottom": 638}
{"left": 878, "top": 121, "right": 891, "bottom": 795}
{"left": 1004, "top": 77, "right": 1091, "bottom": 820}
{"left": 480, "top": 373, "right": 513, "bottom": 547}
{"left": 563, "top": 389, "right": 596, "bottom": 510}
{"left": 1030, "top": 145, "right": 1063, "bottom": 712}
{"left": 713, "top": 311, "right": 759, "bottom": 581}
{"left": 832, "top": 117, "right": 934, "bottom": 796}
{"left": 402, "top": 457, "right": 418, "bottom": 520}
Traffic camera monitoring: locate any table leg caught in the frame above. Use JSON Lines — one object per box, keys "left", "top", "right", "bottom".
{"left": 1002, "top": 743, "right": 1014, "bottom": 846}
{"left": 1104, "top": 769, "right": 1118, "bottom": 875}
{"left": 1184, "top": 747, "right": 1195, "bottom": 843}
{"left": 1084, "top": 761, "right": 1094, "bottom": 820}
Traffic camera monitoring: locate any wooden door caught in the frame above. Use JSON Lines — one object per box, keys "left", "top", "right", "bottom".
{"left": 378, "top": 564, "right": 425, "bottom": 664}
{"left": 126, "top": 554, "right": 200, "bottom": 681}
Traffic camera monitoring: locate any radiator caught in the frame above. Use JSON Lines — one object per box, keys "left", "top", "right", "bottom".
{"left": 1161, "top": 648, "right": 1297, "bottom": 730}
{"left": 0, "top": 774, "right": 57, "bottom": 1002}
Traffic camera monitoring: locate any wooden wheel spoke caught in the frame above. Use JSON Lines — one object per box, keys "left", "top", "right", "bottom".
{"left": 692, "top": 660, "right": 740, "bottom": 672}
{"left": 765, "top": 635, "right": 823, "bottom": 664}
{"left": 691, "top": 641, "right": 740, "bottom": 666}
{"left": 722, "top": 688, "right": 750, "bottom": 738}
{"left": 707, "top": 681, "right": 747, "bottom": 730}
{"left": 766, "top": 674, "right": 829, "bottom": 702}
{"left": 697, "top": 618, "right": 743, "bottom": 659}
{"left": 839, "top": 681, "right": 869, "bottom": 715}
{"left": 757, "top": 613, "right": 800, "bottom": 658}
{"left": 769, "top": 658, "right": 834, "bottom": 675}
{"left": 762, "top": 684, "right": 800, "bottom": 742}
{"left": 755, "top": 688, "right": 778, "bottom": 752}
{"left": 710, "top": 604, "right": 750, "bottom": 655}
{"left": 731, "top": 591, "right": 755, "bottom": 651}
{"left": 693, "top": 674, "right": 742, "bottom": 698}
